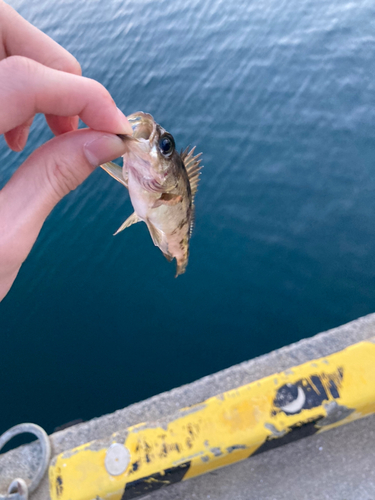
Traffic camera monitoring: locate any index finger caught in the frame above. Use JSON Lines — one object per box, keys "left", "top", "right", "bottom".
{"left": 0, "top": 1, "right": 81, "bottom": 75}
{"left": 0, "top": 56, "right": 132, "bottom": 136}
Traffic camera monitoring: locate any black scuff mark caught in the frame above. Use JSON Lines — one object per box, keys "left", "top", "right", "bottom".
{"left": 251, "top": 417, "right": 323, "bottom": 457}
{"left": 227, "top": 445, "right": 247, "bottom": 453}
{"left": 121, "top": 462, "right": 191, "bottom": 499}
{"left": 130, "top": 461, "right": 140, "bottom": 473}
{"left": 328, "top": 379, "right": 340, "bottom": 399}
{"left": 273, "top": 368, "right": 343, "bottom": 416}
{"left": 55, "top": 476, "right": 63, "bottom": 497}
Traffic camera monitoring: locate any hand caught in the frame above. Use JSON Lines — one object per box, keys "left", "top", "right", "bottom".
{"left": 0, "top": 1, "right": 132, "bottom": 301}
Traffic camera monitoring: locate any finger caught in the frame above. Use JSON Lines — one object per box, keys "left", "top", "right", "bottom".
{"left": 45, "top": 114, "right": 79, "bottom": 136}
{"left": 4, "top": 116, "right": 34, "bottom": 152}
{"left": 4, "top": 115, "right": 79, "bottom": 152}
{"left": 0, "top": 129, "right": 127, "bottom": 301}
{"left": 0, "top": 1, "right": 81, "bottom": 75}
{"left": 0, "top": 56, "right": 132, "bottom": 135}
{"left": 0, "top": 1, "right": 82, "bottom": 139}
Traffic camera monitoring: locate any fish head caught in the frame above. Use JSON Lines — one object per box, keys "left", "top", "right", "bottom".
{"left": 124, "top": 112, "right": 183, "bottom": 187}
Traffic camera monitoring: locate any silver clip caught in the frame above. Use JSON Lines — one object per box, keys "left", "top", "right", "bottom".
{"left": 4, "top": 479, "right": 28, "bottom": 500}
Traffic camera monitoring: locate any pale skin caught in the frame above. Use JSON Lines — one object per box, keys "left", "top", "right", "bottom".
{"left": 0, "top": 1, "right": 133, "bottom": 301}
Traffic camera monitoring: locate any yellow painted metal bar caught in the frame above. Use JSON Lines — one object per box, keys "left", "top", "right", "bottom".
{"left": 49, "top": 339, "right": 375, "bottom": 500}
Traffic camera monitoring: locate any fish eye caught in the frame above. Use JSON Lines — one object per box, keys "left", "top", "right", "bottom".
{"left": 158, "top": 134, "right": 175, "bottom": 157}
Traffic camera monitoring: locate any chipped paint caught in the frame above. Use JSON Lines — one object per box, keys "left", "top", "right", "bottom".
{"left": 60, "top": 439, "right": 108, "bottom": 460}
{"left": 173, "top": 451, "right": 205, "bottom": 466}
{"left": 284, "top": 369, "right": 294, "bottom": 375}
{"left": 226, "top": 445, "right": 247, "bottom": 453}
{"left": 177, "top": 403, "right": 207, "bottom": 418}
{"left": 264, "top": 423, "right": 288, "bottom": 439}
{"left": 317, "top": 401, "right": 355, "bottom": 427}
{"left": 49, "top": 339, "right": 375, "bottom": 500}
{"left": 210, "top": 447, "right": 223, "bottom": 457}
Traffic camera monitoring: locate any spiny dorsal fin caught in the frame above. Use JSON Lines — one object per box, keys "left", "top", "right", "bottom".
{"left": 189, "top": 205, "right": 195, "bottom": 237}
{"left": 100, "top": 161, "right": 128, "bottom": 188}
{"left": 114, "top": 212, "right": 141, "bottom": 235}
{"left": 181, "top": 146, "right": 203, "bottom": 201}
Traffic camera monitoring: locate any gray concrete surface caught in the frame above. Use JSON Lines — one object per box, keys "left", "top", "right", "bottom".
{"left": 148, "top": 413, "right": 375, "bottom": 500}
{"left": 1, "top": 313, "right": 375, "bottom": 499}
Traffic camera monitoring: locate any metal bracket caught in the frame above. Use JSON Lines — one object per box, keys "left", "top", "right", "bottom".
{"left": 0, "top": 423, "right": 51, "bottom": 499}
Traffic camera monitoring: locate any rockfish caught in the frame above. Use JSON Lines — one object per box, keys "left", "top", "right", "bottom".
{"left": 101, "top": 112, "right": 202, "bottom": 276}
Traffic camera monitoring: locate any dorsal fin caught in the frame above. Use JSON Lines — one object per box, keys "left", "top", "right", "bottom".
{"left": 189, "top": 205, "right": 195, "bottom": 237}
{"left": 181, "top": 146, "right": 203, "bottom": 201}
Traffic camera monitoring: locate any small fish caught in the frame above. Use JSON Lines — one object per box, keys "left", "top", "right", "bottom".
{"left": 101, "top": 112, "right": 202, "bottom": 276}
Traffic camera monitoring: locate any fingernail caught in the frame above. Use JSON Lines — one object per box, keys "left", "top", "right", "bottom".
{"left": 117, "top": 108, "right": 133, "bottom": 135}
{"left": 84, "top": 134, "right": 127, "bottom": 167}
{"left": 15, "top": 125, "right": 30, "bottom": 151}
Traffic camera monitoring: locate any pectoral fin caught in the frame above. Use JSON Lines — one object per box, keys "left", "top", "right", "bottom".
{"left": 100, "top": 161, "right": 128, "bottom": 188}
{"left": 152, "top": 193, "right": 183, "bottom": 208}
{"left": 114, "top": 212, "right": 141, "bottom": 235}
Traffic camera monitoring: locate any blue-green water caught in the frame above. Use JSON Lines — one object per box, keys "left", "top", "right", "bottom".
{"left": 1, "top": 0, "right": 375, "bottom": 435}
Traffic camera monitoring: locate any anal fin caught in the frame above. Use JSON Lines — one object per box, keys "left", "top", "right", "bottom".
{"left": 146, "top": 220, "right": 164, "bottom": 247}
{"left": 114, "top": 212, "right": 141, "bottom": 235}
{"left": 163, "top": 252, "right": 173, "bottom": 262}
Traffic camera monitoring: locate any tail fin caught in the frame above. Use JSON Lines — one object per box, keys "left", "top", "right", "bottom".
{"left": 175, "top": 259, "right": 188, "bottom": 278}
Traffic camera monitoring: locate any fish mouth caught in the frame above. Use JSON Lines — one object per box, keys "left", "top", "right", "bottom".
{"left": 119, "top": 112, "right": 158, "bottom": 177}
{"left": 126, "top": 112, "right": 157, "bottom": 143}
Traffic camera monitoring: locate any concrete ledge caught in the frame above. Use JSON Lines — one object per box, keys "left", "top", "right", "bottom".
{"left": 148, "top": 413, "right": 375, "bottom": 500}
{"left": 1, "top": 313, "right": 375, "bottom": 499}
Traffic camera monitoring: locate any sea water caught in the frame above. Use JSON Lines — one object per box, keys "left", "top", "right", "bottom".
{"left": 1, "top": 0, "right": 375, "bottom": 433}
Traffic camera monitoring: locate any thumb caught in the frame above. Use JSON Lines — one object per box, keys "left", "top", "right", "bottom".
{"left": 0, "top": 129, "right": 126, "bottom": 299}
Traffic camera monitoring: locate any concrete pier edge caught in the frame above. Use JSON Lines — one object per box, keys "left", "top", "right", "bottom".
{"left": 1, "top": 313, "right": 375, "bottom": 499}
